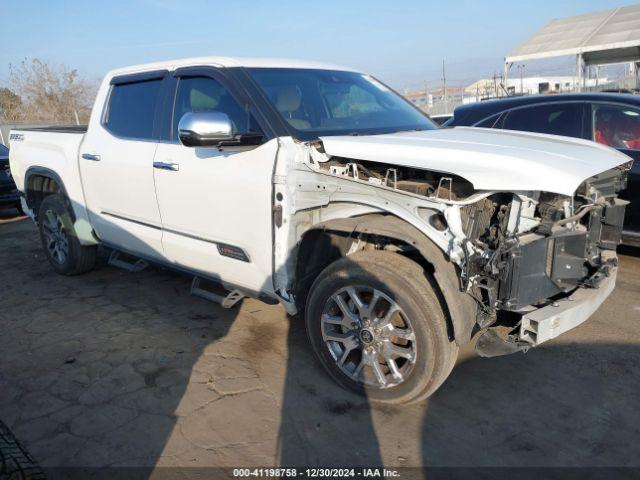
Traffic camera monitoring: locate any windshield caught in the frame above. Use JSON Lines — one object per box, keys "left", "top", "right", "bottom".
{"left": 0, "top": 144, "right": 8, "bottom": 156}
{"left": 247, "top": 68, "right": 437, "bottom": 140}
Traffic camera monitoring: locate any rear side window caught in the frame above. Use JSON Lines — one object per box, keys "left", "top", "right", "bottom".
{"left": 593, "top": 104, "right": 640, "bottom": 151}
{"left": 104, "top": 79, "right": 162, "bottom": 139}
{"left": 498, "top": 103, "right": 583, "bottom": 138}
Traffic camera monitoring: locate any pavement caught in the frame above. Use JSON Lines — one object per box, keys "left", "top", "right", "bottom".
{"left": 1, "top": 211, "right": 640, "bottom": 472}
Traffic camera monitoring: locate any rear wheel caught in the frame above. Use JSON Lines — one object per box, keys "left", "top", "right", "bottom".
{"left": 37, "top": 194, "right": 96, "bottom": 275}
{"left": 305, "top": 250, "right": 457, "bottom": 404}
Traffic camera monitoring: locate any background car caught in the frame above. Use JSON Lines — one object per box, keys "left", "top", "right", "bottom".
{"left": 0, "top": 144, "right": 22, "bottom": 215}
{"left": 446, "top": 93, "right": 640, "bottom": 246}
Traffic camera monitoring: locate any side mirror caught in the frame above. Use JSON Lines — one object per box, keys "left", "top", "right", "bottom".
{"left": 178, "top": 111, "right": 234, "bottom": 147}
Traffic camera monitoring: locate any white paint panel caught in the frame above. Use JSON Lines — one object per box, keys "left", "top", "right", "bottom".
{"left": 321, "top": 127, "right": 630, "bottom": 196}
{"left": 153, "top": 139, "right": 278, "bottom": 294}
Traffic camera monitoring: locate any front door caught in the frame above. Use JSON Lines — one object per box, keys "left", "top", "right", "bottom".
{"left": 153, "top": 70, "right": 277, "bottom": 294}
{"left": 79, "top": 73, "right": 166, "bottom": 259}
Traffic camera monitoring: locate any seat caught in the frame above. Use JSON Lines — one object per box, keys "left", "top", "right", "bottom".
{"left": 275, "top": 85, "right": 310, "bottom": 130}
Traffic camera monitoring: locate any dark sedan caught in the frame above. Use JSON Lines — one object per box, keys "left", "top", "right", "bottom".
{"left": 0, "top": 144, "right": 22, "bottom": 213}
{"left": 446, "top": 93, "right": 640, "bottom": 246}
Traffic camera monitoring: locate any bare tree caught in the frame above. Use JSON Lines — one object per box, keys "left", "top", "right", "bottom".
{"left": 4, "top": 58, "right": 97, "bottom": 124}
{"left": 0, "top": 87, "right": 23, "bottom": 122}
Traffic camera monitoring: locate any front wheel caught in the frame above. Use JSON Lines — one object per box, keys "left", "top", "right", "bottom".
{"left": 37, "top": 194, "right": 97, "bottom": 275}
{"left": 305, "top": 250, "right": 457, "bottom": 404}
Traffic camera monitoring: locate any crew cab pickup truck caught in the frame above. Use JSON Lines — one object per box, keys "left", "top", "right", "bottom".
{"left": 9, "top": 57, "right": 631, "bottom": 403}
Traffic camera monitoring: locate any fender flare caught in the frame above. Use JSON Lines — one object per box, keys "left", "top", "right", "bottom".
{"left": 24, "top": 166, "right": 70, "bottom": 213}
{"left": 24, "top": 166, "right": 69, "bottom": 195}
{"left": 306, "top": 214, "right": 478, "bottom": 345}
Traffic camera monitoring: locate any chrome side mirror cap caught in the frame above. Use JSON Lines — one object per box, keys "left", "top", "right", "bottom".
{"left": 178, "top": 111, "right": 234, "bottom": 147}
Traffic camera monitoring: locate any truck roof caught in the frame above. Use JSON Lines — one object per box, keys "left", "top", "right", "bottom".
{"left": 106, "top": 56, "right": 358, "bottom": 77}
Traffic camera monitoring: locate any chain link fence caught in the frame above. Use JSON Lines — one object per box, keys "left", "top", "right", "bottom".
{"left": 416, "top": 74, "right": 640, "bottom": 117}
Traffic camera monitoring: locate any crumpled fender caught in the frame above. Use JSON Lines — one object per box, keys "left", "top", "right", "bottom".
{"left": 308, "top": 214, "right": 478, "bottom": 345}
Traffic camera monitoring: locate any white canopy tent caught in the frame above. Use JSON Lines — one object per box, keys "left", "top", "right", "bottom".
{"left": 505, "top": 4, "right": 640, "bottom": 91}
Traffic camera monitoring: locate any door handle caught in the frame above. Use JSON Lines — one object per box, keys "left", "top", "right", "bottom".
{"left": 81, "top": 153, "right": 101, "bottom": 161}
{"left": 153, "top": 161, "right": 180, "bottom": 171}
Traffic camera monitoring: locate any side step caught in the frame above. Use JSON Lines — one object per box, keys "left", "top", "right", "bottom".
{"left": 190, "top": 277, "right": 246, "bottom": 309}
{"left": 108, "top": 250, "right": 149, "bottom": 272}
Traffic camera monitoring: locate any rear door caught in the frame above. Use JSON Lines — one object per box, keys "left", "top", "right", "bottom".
{"left": 152, "top": 67, "right": 278, "bottom": 294}
{"left": 79, "top": 71, "right": 167, "bottom": 259}
{"left": 589, "top": 102, "right": 640, "bottom": 237}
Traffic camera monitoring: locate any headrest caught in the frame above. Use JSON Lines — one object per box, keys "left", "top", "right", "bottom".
{"left": 276, "top": 85, "right": 302, "bottom": 113}
{"left": 190, "top": 88, "right": 219, "bottom": 111}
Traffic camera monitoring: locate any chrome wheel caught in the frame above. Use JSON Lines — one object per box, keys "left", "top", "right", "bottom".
{"left": 42, "top": 209, "right": 69, "bottom": 265}
{"left": 321, "top": 286, "right": 417, "bottom": 389}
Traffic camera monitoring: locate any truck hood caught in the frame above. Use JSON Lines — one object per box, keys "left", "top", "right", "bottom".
{"left": 320, "top": 127, "right": 630, "bottom": 196}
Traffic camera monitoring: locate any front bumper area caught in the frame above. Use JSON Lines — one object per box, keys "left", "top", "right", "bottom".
{"left": 519, "top": 265, "right": 617, "bottom": 346}
{"left": 476, "top": 260, "right": 617, "bottom": 357}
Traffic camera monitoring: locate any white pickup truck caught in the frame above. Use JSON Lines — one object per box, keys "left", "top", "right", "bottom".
{"left": 9, "top": 57, "right": 631, "bottom": 403}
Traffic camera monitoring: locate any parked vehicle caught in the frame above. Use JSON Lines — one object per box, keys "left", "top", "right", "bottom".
{"left": 9, "top": 58, "right": 631, "bottom": 403}
{"left": 0, "top": 144, "right": 22, "bottom": 214}
{"left": 446, "top": 93, "right": 640, "bottom": 246}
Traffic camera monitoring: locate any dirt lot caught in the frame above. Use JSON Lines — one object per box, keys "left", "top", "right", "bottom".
{"left": 1, "top": 212, "right": 640, "bottom": 472}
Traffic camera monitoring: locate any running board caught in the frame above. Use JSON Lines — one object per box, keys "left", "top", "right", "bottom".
{"left": 108, "top": 250, "right": 149, "bottom": 272}
{"left": 190, "top": 277, "right": 246, "bottom": 309}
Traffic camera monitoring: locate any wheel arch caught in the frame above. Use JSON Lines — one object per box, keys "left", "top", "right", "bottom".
{"left": 295, "top": 214, "right": 478, "bottom": 345}
{"left": 24, "top": 166, "right": 71, "bottom": 220}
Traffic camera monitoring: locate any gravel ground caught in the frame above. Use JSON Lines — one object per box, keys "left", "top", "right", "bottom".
{"left": 1, "top": 211, "right": 640, "bottom": 473}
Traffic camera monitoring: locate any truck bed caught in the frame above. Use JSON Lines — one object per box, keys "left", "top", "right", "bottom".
{"left": 9, "top": 127, "right": 88, "bottom": 225}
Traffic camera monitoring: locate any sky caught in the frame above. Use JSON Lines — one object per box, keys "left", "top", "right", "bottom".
{"left": 1, "top": 0, "right": 638, "bottom": 90}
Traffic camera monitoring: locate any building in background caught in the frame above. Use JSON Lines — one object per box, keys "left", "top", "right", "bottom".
{"left": 505, "top": 4, "right": 640, "bottom": 93}
{"left": 410, "top": 4, "right": 640, "bottom": 116}
{"left": 465, "top": 75, "right": 609, "bottom": 99}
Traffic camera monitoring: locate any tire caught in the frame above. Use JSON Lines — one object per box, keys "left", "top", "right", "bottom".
{"left": 305, "top": 250, "right": 458, "bottom": 404}
{"left": 37, "top": 194, "right": 96, "bottom": 276}
{"left": 0, "top": 420, "right": 45, "bottom": 480}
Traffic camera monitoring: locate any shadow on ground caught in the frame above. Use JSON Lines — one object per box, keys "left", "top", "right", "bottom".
{"left": 1, "top": 214, "right": 639, "bottom": 477}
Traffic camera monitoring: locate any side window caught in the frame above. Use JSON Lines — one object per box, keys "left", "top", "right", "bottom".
{"left": 172, "top": 76, "right": 261, "bottom": 138}
{"left": 104, "top": 79, "right": 162, "bottom": 139}
{"left": 593, "top": 104, "right": 640, "bottom": 151}
{"left": 500, "top": 103, "right": 583, "bottom": 138}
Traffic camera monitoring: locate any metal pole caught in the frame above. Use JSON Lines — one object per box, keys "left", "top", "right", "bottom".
{"left": 442, "top": 59, "right": 447, "bottom": 114}
{"left": 575, "top": 54, "right": 583, "bottom": 92}
{"left": 503, "top": 60, "right": 510, "bottom": 94}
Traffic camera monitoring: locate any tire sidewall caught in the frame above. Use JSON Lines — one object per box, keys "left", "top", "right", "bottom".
{"left": 37, "top": 195, "right": 80, "bottom": 275}
{"left": 305, "top": 254, "right": 446, "bottom": 404}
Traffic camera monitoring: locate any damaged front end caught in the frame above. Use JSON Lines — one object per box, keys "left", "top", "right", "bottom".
{"left": 463, "top": 169, "right": 628, "bottom": 357}
{"left": 280, "top": 133, "right": 632, "bottom": 358}
{"left": 305, "top": 147, "right": 629, "bottom": 356}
